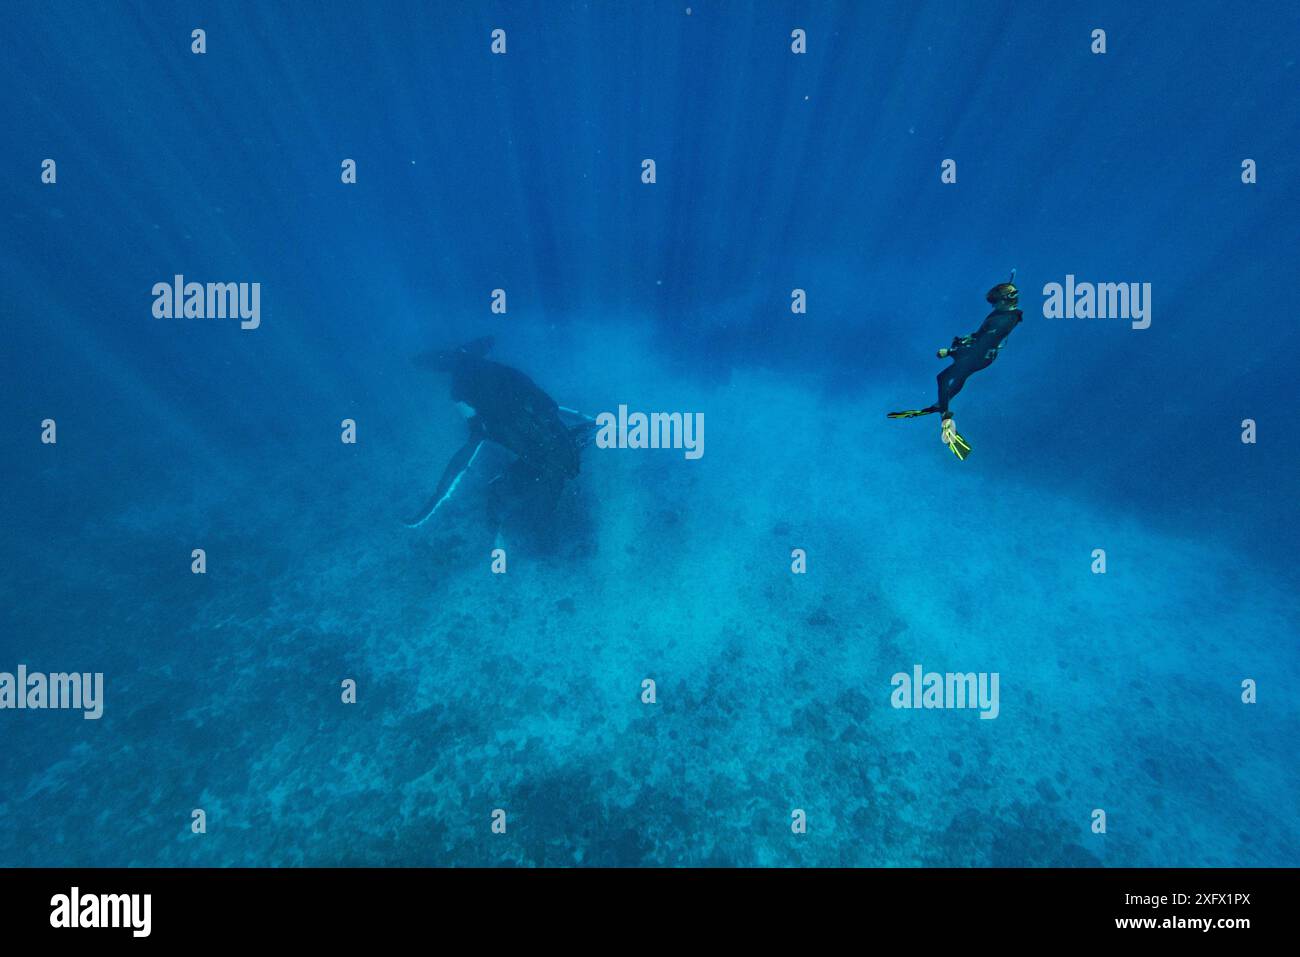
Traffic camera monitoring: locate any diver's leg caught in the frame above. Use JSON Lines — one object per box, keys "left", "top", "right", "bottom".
{"left": 403, "top": 440, "right": 485, "bottom": 528}
{"left": 938, "top": 353, "right": 996, "bottom": 416}
{"left": 889, "top": 361, "right": 966, "bottom": 420}
{"left": 936, "top": 366, "right": 967, "bottom": 417}
{"left": 936, "top": 362, "right": 981, "bottom": 460}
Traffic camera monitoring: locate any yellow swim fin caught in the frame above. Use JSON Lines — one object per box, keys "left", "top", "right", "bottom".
{"left": 947, "top": 429, "right": 971, "bottom": 461}
{"left": 941, "top": 418, "right": 971, "bottom": 461}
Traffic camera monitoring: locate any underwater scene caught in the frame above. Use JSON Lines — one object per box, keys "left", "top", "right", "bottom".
{"left": 1, "top": 1, "right": 1297, "bottom": 867}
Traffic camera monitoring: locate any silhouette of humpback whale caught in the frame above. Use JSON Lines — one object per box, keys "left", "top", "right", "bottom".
{"left": 404, "top": 336, "right": 596, "bottom": 528}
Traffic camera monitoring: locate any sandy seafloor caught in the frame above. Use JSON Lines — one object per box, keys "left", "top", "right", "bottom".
{"left": 2, "top": 320, "right": 1295, "bottom": 867}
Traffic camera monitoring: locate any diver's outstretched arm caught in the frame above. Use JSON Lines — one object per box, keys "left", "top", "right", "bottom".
{"left": 403, "top": 439, "right": 486, "bottom": 528}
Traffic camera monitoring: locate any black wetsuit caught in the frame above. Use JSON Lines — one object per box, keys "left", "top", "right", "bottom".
{"left": 933, "top": 308, "right": 1023, "bottom": 416}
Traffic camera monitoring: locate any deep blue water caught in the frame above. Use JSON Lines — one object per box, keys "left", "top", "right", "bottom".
{"left": 1, "top": 1, "right": 1297, "bottom": 866}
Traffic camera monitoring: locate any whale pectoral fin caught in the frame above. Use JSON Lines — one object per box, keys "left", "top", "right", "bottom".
{"left": 569, "top": 422, "right": 599, "bottom": 449}
{"left": 557, "top": 405, "right": 596, "bottom": 423}
{"left": 403, "top": 439, "right": 485, "bottom": 528}
{"left": 558, "top": 407, "right": 599, "bottom": 448}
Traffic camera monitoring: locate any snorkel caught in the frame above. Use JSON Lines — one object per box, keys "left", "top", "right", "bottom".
{"left": 986, "top": 268, "right": 1019, "bottom": 310}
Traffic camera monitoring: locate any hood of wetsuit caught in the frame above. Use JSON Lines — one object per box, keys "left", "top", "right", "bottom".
{"left": 985, "top": 282, "right": 1019, "bottom": 306}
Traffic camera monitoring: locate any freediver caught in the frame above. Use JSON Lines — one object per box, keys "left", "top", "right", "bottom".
{"left": 886, "top": 272, "right": 1023, "bottom": 460}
